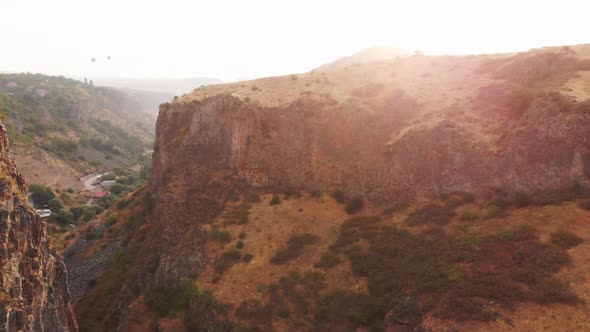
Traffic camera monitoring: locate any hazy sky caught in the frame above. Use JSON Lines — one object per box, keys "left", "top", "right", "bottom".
{"left": 2, "top": 0, "right": 589, "bottom": 81}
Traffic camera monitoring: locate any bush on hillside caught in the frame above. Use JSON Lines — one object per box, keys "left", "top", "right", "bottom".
{"left": 69, "top": 205, "right": 105, "bottom": 222}
{"left": 512, "top": 191, "right": 531, "bottom": 207}
{"left": 271, "top": 234, "right": 319, "bottom": 265}
{"left": 332, "top": 190, "right": 346, "bottom": 204}
{"left": 314, "top": 252, "right": 342, "bottom": 269}
{"left": 482, "top": 204, "right": 507, "bottom": 219}
{"left": 269, "top": 195, "right": 281, "bottom": 206}
{"left": 550, "top": 230, "right": 584, "bottom": 249}
{"left": 109, "top": 183, "right": 125, "bottom": 195}
{"left": 183, "top": 290, "right": 231, "bottom": 331}
{"left": 208, "top": 229, "right": 232, "bottom": 243}
{"left": 405, "top": 204, "right": 455, "bottom": 226}
{"left": 51, "top": 209, "right": 74, "bottom": 226}
{"left": 345, "top": 196, "right": 364, "bottom": 214}
{"left": 578, "top": 199, "right": 590, "bottom": 211}
{"left": 459, "top": 210, "right": 478, "bottom": 221}
{"left": 29, "top": 184, "right": 55, "bottom": 208}
{"left": 327, "top": 218, "right": 578, "bottom": 327}
{"left": 47, "top": 198, "right": 63, "bottom": 212}
{"left": 45, "top": 137, "right": 79, "bottom": 155}
{"left": 214, "top": 249, "right": 242, "bottom": 274}
{"left": 147, "top": 280, "right": 199, "bottom": 316}
{"left": 382, "top": 202, "right": 409, "bottom": 216}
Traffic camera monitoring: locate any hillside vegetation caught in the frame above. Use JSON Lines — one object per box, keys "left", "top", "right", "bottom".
{"left": 0, "top": 73, "right": 156, "bottom": 189}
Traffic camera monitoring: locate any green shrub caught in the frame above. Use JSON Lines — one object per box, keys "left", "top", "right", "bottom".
{"left": 105, "top": 214, "right": 118, "bottom": 225}
{"left": 550, "top": 230, "right": 584, "bottom": 249}
{"left": 47, "top": 198, "right": 63, "bottom": 211}
{"left": 147, "top": 280, "right": 199, "bottom": 316}
{"left": 382, "top": 202, "right": 409, "bottom": 216}
{"left": 443, "top": 195, "right": 463, "bottom": 208}
{"left": 578, "top": 199, "right": 590, "bottom": 210}
{"left": 238, "top": 211, "right": 249, "bottom": 224}
{"left": 530, "top": 182, "right": 587, "bottom": 206}
{"left": 51, "top": 209, "right": 74, "bottom": 226}
{"left": 276, "top": 306, "right": 291, "bottom": 318}
{"left": 106, "top": 227, "right": 119, "bottom": 238}
{"left": 109, "top": 183, "right": 125, "bottom": 195}
{"left": 332, "top": 190, "right": 346, "bottom": 204}
{"left": 45, "top": 137, "right": 79, "bottom": 155}
{"left": 116, "top": 198, "right": 131, "bottom": 209}
{"left": 209, "top": 229, "right": 232, "bottom": 243}
{"left": 442, "top": 192, "right": 475, "bottom": 207}
{"left": 313, "top": 291, "right": 386, "bottom": 331}
{"left": 345, "top": 196, "right": 364, "bottom": 214}
{"left": 482, "top": 204, "right": 507, "bottom": 219}
{"left": 215, "top": 249, "right": 242, "bottom": 274}
{"left": 85, "top": 227, "right": 96, "bottom": 241}
{"left": 29, "top": 183, "right": 55, "bottom": 208}
{"left": 183, "top": 290, "right": 231, "bottom": 331}
{"left": 270, "top": 195, "right": 281, "bottom": 206}
{"left": 405, "top": 204, "right": 455, "bottom": 226}
{"left": 60, "top": 192, "right": 73, "bottom": 204}
{"left": 326, "top": 217, "right": 578, "bottom": 327}
{"left": 235, "top": 299, "right": 273, "bottom": 327}
{"left": 271, "top": 234, "right": 319, "bottom": 265}
{"left": 459, "top": 210, "right": 478, "bottom": 222}
{"left": 223, "top": 203, "right": 251, "bottom": 225}
{"left": 512, "top": 191, "right": 531, "bottom": 207}
{"left": 314, "top": 252, "right": 341, "bottom": 269}
{"left": 264, "top": 269, "right": 327, "bottom": 320}
{"left": 330, "top": 216, "right": 381, "bottom": 252}
{"left": 311, "top": 190, "right": 324, "bottom": 198}
{"left": 74, "top": 205, "right": 104, "bottom": 222}
{"left": 236, "top": 241, "right": 244, "bottom": 249}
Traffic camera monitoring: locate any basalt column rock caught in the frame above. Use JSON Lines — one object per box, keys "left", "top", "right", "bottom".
{"left": 0, "top": 124, "right": 77, "bottom": 332}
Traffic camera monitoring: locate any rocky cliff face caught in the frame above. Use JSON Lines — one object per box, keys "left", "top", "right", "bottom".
{"left": 0, "top": 124, "right": 77, "bottom": 331}
{"left": 146, "top": 46, "right": 590, "bottom": 284}
{"left": 68, "top": 45, "right": 590, "bottom": 331}
{"left": 151, "top": 90, "right": 590, "bottom": 205}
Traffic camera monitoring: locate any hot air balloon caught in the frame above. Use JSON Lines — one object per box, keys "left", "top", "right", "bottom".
{"left": 91, "top": 57, "right": 96, "bottom": 62}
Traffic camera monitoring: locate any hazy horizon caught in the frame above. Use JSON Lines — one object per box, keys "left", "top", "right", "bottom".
{"left": 2, "top": 0, "right": 590, "bottom": 81}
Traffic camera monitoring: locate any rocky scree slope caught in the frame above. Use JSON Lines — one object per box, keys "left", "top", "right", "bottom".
{"left": 0, "top": 124, "right": 77, "bottom": 331}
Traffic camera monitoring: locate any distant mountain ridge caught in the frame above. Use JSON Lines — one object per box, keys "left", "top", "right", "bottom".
{"left": 89, "top": 76, "right": 223, "bottom": 96}
{"left": 319, "top": 46, "right": 413, "bottom": 69}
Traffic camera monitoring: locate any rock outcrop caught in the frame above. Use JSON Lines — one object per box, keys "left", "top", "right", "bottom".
{"left": 0, "top": 125, "right": 77, "bottom": 331}
{"left": 151, "top": 92, "right": 590, "bottom": 204}
{"left": 145, "top": 46, "right": 590, "bottom": 287}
